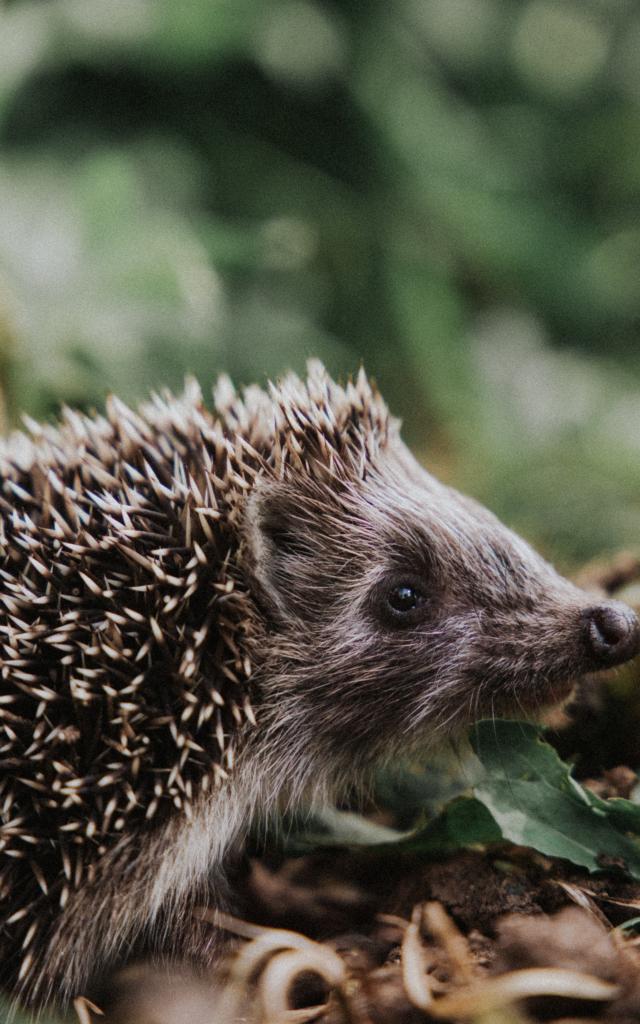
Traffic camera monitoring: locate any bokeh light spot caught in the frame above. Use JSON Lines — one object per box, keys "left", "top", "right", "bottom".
{"left": 512, "top": 2, "right": 610, "bottom": 99}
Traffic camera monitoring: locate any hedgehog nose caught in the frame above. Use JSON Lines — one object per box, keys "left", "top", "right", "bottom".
{"left": 582, "top": 603, "right": 640, "bottom": 668}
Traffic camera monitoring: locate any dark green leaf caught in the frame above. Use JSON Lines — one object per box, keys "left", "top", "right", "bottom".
{"left": 470, "top": 720, "right": 640, "bottom": 877}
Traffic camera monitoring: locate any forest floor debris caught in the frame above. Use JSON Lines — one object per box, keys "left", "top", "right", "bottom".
{"left": 100, "top": 844, "right": 640, "bottom": 1024}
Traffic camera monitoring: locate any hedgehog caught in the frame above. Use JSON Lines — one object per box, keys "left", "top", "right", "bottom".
{"left": 0, "top": 360, "right": 638, "bottom": 1013}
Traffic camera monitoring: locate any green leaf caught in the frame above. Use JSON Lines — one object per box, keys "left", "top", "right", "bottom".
{"left": 402, "top": 796, "right": 502, "bottom": 854}
{"left": 286, "top": 721, "right": 640, "bottom": 879}
{"left": 470, "top": 720, "right": 640, "bottom": 877}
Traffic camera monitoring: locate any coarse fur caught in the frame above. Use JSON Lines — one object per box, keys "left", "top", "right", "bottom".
{"left": 0, "top": 361, "right": 636, "bottom": 1013}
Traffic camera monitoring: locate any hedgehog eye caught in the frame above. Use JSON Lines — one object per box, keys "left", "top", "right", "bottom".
{"left": 370, "top": 573, "right": 431, "bottom": 627}
{"left": 388, "top": 585, "right": 422, "bottom": 613}
{"left": 384, "top": 581, "right": 427, "bottom": 624}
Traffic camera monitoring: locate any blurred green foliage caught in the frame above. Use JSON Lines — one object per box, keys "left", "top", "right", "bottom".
{"left": 1, "top": 0, "right": 640, "bottom": 565}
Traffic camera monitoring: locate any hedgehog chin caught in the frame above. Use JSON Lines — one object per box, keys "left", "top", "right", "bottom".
{"left": 477, "top": 672, "right": 577, "bottom": 719}
{"left": 514, "top": 674, "right": 577, "bottom": 714}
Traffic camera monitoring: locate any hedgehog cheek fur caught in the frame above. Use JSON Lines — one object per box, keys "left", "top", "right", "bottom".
{"left": 0, "top": 360, "right": 637, "bottom": 1014}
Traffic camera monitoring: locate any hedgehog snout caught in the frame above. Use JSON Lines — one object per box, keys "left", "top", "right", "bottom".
{"left": 581, "top": 601, "right": 640, "bottom": 669}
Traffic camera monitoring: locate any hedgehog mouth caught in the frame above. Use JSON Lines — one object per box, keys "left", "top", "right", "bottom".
{"left": 477, "top": 669, "right": 576, "bottom": 717}
{"left": 511, "top": 673, "right": 576, "bottom": 712}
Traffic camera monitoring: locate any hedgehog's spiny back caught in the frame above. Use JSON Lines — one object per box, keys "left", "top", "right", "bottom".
{"left": 0, "top": 364, "right": 392, "bottom": 999}
{"left": 0, "top": 379, "right": 264, "bottom": 990}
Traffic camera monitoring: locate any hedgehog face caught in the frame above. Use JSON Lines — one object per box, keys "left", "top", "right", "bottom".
{"left": 247, "top": 435, "right": 640, "bottom": 770}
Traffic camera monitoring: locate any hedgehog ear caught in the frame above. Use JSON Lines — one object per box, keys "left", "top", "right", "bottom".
{"left": 243, "top": 488, "right": 306, "bottom": 620}
{"left": 258, "top": 499, "right": 306, "bottom": 558}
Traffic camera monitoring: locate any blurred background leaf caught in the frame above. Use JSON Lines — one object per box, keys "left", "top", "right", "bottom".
{"left": 0, "top": 0, "right": 639, "bottom": 566}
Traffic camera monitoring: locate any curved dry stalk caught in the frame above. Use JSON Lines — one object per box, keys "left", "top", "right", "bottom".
{"left": 411, "top": 967, "right": 617, "bottom": 1019}
{"left": 73, "top": 996, "right": 103, "bottom": 1024}
{"left": 422, "top": 901, "right": 475, "bottom": 984}
{"left": 376, "top": 913, "right": 411, "bottom": 930}
{"left": 401, "top": 904, "right": 437, "bottom": 1011}
{"left": 203, "top": 907, "right": 327, "bottom": 986}
{"left": 195, "top": 907, "right": 273, "bottom": 940}
{"left": 208, "top": 909, "right": 350, "bottom": 1023}
{"left": 231, "top": 929, "right": 331, "bottom": 989}
{"left": 259, "top": 946, "right": 346, "bottom": 1024}
{"left": 554, "top": 882, "right": 612, "bottom": 929}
